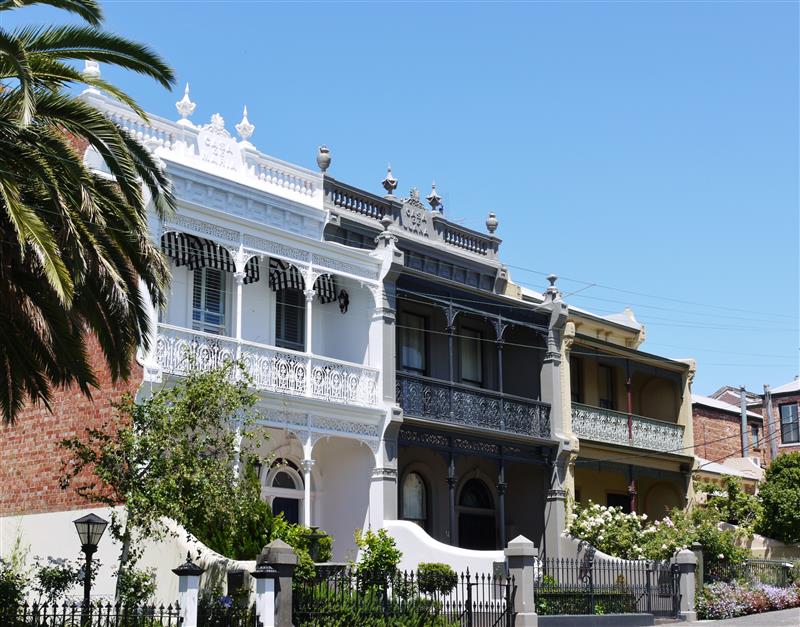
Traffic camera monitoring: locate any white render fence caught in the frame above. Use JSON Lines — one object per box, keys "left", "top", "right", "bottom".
{"left": 154, "top": 324, "right": 380, "bottom": 408}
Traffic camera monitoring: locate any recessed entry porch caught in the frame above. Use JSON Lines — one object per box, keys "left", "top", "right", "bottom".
{"left": 397, "top": 425, "right": 553, "bottom": 553}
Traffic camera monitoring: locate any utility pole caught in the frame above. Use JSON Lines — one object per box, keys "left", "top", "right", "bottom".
{"left": 740, "top": 385, "right": 749, "bottom": 457}
{"left": 764, "top": 384, "right": 778, "bottom": 462}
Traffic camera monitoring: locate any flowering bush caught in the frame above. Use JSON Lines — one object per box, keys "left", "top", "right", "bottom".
{"left": 697, "top": 581, "right": 800, "bottom": 619}
{"left": 567, "top": 501, "right": 749, "bottom": 565}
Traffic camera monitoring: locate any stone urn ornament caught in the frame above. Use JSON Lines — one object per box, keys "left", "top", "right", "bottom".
{"left": 317, "top": 145, "right": 331, "bottom": 173}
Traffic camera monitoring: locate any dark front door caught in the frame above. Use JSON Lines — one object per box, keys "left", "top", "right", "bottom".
{"left": 273, "top": 497, "right": 300, "bottom": 524}
{"left": 458, "top": 513, "right": 495, "bottom": 550}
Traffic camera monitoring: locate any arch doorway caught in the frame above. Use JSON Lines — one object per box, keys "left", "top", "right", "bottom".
{"left": 263, "top": 460, "right": 304, "bottom": 524}
{"left": 458, "top": 478, "right": 495, "bottom": 550}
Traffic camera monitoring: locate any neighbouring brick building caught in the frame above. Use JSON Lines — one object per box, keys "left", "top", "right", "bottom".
{"left": 692, "top": 393, "right": 769, "bottom": 467}
{"left": 0, "top": 336, "right": 140, "bottom": 516}
{"left": 751, "top": 378, "right": 800, "bottom": 458}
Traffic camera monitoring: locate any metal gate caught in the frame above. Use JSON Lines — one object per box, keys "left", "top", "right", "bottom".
{"left": 535, "top": 546, "right": 680, "bottom": 618}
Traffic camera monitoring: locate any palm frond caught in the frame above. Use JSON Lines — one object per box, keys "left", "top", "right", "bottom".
{"left": 0, "top": 1, "right": 102, "bottom": 26}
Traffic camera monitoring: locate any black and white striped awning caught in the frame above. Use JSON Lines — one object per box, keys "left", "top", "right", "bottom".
{"left": 161, "top": 232, "right": 260, "bottom": 284}
{"left": 268, "top": 258, "right": 338, "bottom": 304}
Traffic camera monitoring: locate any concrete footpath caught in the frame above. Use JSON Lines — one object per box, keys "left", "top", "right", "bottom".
{"left": 695, "top": 607, "right": 800, "bottom": 626}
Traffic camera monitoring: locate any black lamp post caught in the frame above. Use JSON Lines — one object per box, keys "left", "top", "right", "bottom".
{"left": 73, "top": 513, "right": 108, "bottom": 612}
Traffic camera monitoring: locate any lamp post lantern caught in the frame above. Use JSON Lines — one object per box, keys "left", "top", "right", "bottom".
{"left": 73, "top": 513, "right": 108, "bottom": 612}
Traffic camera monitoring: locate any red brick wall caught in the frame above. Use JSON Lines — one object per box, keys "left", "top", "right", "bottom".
{"left": 756, "top": 392, "right": 800, "bottom": 458}
{"left": 0, "top": 336, "right": 141, "bottom": 516}
{"left": 692, "top": 405, "right": 768, "bottom": 464}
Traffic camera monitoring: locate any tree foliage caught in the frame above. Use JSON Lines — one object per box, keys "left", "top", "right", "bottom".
{"left": 756, "top": 452, "right": 800, "bottom": 544}
{"left": 0, "top": 0, "right": 175, "bottom": 422}
{"left": 697, "top": 476, "right": 762, "bottom": 530}
{"left": 59, "top": 361, "right": 261, "bottom": 573}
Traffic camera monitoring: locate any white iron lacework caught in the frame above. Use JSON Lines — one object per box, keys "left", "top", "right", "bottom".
{"left": 571, "top": 404, "right": 684, "bottom": 453}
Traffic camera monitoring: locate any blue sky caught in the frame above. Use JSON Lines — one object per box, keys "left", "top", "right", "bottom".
{"left": 4, "top": 1, "right": 798, "bottom": 395}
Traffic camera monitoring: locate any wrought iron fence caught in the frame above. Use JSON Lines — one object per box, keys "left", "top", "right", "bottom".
{"left": 704, "top": 559, "right": 795, "bottom": 588}
{"left": 0, "top": 601, "right": 182, "bottom": 626}
{"left": 293, "top": 569, "right": 515, "bottom": 626}
{"left": 196, "top": 601, "right": 256, "bottom": 627}
{"left": 535, "top": 555, "right": 679, "bottom": 618}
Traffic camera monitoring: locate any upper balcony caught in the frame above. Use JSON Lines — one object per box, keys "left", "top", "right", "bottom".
{"left": 571, "top": 403, "right": 684, "bottom": 453}
{"left": 568, "top": 346, "right": 689, "bottom": 455}
{"left": 150, "top": 223, "right": 384, "bottom": 412}
{"left": 155, "top": 324, "right": 379, "bottom": 408}
{"left": 393, "top": 283, "right": 553, "bottom": 441}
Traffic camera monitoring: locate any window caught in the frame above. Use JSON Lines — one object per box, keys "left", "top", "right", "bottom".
{"left": 399, "top": 312, "right": 426, "bottom": 373}
{"left": 401, "top": 472, "right": 427, "bottom": 528}
{"left": 751, "top": 425, "right": 760, "bottom": 450}
{"left": 458, "top": 478, "right": 495, "bottom": 550}
{"left": 275, "top": 288, "right": 305, "bottom": 351}
{"left": 459, "top": 328, "right": 483, "bottom": 385}
{"left": 780, "top": 404, "right": 799, "bottom": 444}
{"left": 192, "top": 268, "right": 226, "bottom": 334}
{"left": 598, "top": 364, "right": 615, "bottom": 410}
{"left": 571, "top": 357, "right": 583, "bottom": 403}
{"left": 606, "top": 493, "right": 631, "bottom": 513}
{"left": 264, "top": 461, "right": 304, "bottom": 525}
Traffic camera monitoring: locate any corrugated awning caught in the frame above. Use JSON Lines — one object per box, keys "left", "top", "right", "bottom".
{"left": 161, "top": 232, "right": 259, "bottom": 284}
{"left": 268, "top": 258, "right": 337, "bottom": 304}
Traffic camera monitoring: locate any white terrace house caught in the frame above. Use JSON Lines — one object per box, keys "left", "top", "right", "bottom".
{"left": 83, "top": 84, "right": 398, "bottom": 561}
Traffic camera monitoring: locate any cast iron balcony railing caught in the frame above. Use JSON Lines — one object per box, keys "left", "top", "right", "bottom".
{"left": 396, "top": 373, "right": 551, "bottom": 439}
{"left": 571, "top": 403, "right": 685, "bottom": 454}
{"left": 155, "top": 324, "right": 380, "bottom": 408}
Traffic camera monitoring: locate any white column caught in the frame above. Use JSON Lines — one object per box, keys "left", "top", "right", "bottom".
{"left": 173, "top": 557, "right": 203, "bottom": 627}
{"left": 252, "top": 571, "right": 276, "bottom": 627}
{"left": 301, "top": 458, "right": 315, "bottom": 527}
{"left": 304, "top": 288, "right": 316, "bottom": 399}
{"left": 234, "top": 271, "right": 246, "bottom": 341}
{"left": 233, "top": 425, "right": 243, "bottom": 480}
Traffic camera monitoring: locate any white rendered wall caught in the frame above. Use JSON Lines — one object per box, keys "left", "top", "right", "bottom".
{"left": 1, "top": 507, "right": 122, "bottom": 601}
{"left": 311, "top": 279, "right": 372, "bottom": 365}
{"left": 162, "top": 264, "right": 191, "bottom": 328}
{"left": 385, "top": 520, "right": 503, "bottom": 575}
{"left": 314, "top": 438, "right": 374, "bottom": 561}
{"left": 240, "top": 281, "right": 273, "bottom": 345}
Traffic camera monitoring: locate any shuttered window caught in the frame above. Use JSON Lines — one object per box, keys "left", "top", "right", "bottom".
{"left": 192, "top": 268, "right": 226, "bottom": 334}
{"left": 276, "top": 288, "right": 305, "bottom": 352}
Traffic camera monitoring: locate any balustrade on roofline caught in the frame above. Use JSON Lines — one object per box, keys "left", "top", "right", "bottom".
{"left": 571, "top": 403, "right": 685, "bottom": 454}
{"left": 395, "top": 372, "right": 551, "bottom": 439}
{"left": 91, "top": 94, "right": 321, "bottom": 202}
{"left": 323, "top": 178, "right": 500, "bottom": 261}
{"left": 154, "top": 324, "right": 380, "bottom": 408}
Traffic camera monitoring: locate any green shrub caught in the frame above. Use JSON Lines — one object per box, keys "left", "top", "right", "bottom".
{"left": 268, "top": 516, "right": 333, "bottom": 584}
{"left": 354, "top": 529, "right": 402, "bottom": 583}
{"left": 757, "top": 452, "right": 800, "bottom": 544}
{"left": 32, "top": 557, "right": 85, "bottom": 604}
{"left": 0, "top": 559, "right": 27, "bottom": 607}
{"left": 116, "top": 566, "right": 156, "bottom": 606}
{"left": 417, "top": 563, "right": 458, "bottom": 596}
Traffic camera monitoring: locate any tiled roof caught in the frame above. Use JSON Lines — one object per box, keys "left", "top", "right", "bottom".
{"left": 692, "top": 394, "right": 762, "bottom": 419}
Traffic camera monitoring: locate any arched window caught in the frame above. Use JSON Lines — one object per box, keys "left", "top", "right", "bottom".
{"left": 402, "top": 472, "right": 428, "bottom": 528}
{"left": 458, "top": 478, "right": 495, "bottom": 550}
{"left": 264, "top": 460, "right": 304, "bottom": 525}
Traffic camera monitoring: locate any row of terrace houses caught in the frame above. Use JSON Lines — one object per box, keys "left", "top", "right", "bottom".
{"left": 0, "top": 80, "right": 697, "bottom": 575}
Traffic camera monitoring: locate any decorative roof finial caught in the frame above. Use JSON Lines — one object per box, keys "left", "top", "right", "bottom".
{"left": 426, "top": 181, "right": 442, "bottom": 212}
{"left": 235, "top": 106, "right": 255, "bottom": 143}
{"left": 545, "top": 274, "right": 560, "bottom": 301}
{"left": 486, "top": 212, "right": 498, "bottom": 234}
{"left": 176, "top": 83, "right": 196, "bottom": 124}
{"left": 382, "top": 164, "right": 398, "bottom": 196}
{"left": 82, "top": 60, "right": 100, "bottom": 79}
{"left": 316, "top": 145, "right": 331, "bottom": 173}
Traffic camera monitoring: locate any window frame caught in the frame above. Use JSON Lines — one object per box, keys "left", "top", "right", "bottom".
{"left": 779, "top": 403, "right": 799, "bottom": 444}
{"left": 459, "top": 326, "right": 484, "bottom": 386}
{"left": 275, "top": 287, "right": 306, "bottom": 352}
{"left": 401, "top": 471, "right": 429, "bottom": 530}
{"left": 398, "top": 311, "right": 428, "bottom": 375}
{"left": 192, "top": 267, "right": 227, "bottom": 335}
{"left": 598, "top": 364, "right": 615, "bottom": 410}
{"left": 571, "top": 357, "right": 584, "bottom": 403}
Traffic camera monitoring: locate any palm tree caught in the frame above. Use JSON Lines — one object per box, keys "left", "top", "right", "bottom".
{"left": 0, "top": 0, "right": 176, "bottom": 422}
